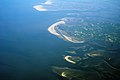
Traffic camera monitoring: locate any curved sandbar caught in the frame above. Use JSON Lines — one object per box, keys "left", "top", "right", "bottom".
{"left": 62, "top": 34, "right": 84, "bottom": 43}
{"left": 64, "top": 56, "right": 76, "bottom": 64}
{"left": 43, "top": 0, "right": 52, "bottom": 5}
{"left": 33, "top": 5, "right": 47, "bottom": 11}
{"left": 61, "top": 72, "right": 67, "bottom": 77}
{"left": 48, "top": 19, "right": 84, "bottom": 43}
{"left": 48, "top": 21, "right": 65, "bottom": 36}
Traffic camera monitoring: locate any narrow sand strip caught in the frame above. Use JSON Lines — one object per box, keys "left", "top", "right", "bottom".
{"left": 48, "top": 21, "right": 65, "bottom": 36}
{"left": 64, "top": 56, "right": 76, "bottom": 64}
{"left": 33, "top": 5, "right": 47, "bottom": 11}
{"left": 61, "top": 72, "right": 67, "bottom": 77}
{"left": 48, "top": 18, "right": 85, "bottom": 43}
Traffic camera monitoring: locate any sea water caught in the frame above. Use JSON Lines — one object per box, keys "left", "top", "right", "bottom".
{"left": 0, "top": 0, "right": 120, "bottom": 80}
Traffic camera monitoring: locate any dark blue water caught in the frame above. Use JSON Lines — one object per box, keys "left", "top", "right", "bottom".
{"left": 0, "top": 1, "right": 69, "bottom": 80}
{"left": 0, "top": 0, "right": 120, "bottom": 80}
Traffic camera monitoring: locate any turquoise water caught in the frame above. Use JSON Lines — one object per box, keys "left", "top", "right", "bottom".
{"left": 0, "top": 0, "right": 120, "bottom": 80}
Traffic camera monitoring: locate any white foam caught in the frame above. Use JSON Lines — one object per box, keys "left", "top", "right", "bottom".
{"left": 64, "top": 56, "right": 76, "bottom": 64}
{"left": 33, "top": 5, "right": 47, "bottom": 11}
